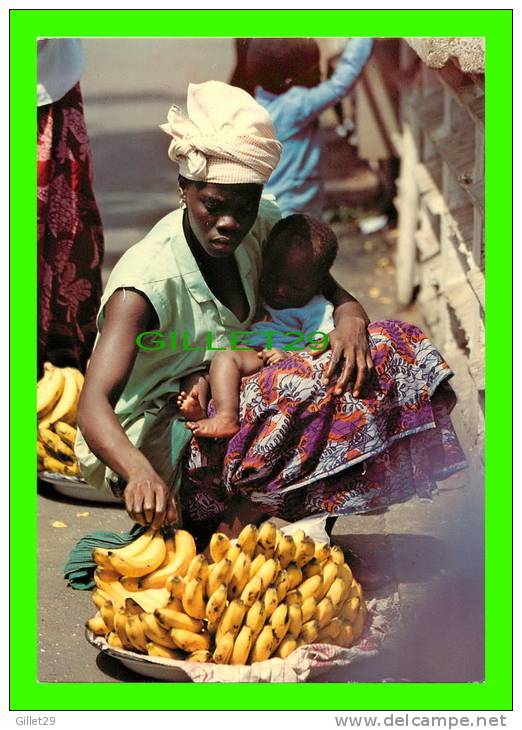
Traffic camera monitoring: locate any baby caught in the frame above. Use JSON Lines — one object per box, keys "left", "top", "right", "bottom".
{"left": 177, "top": 214, "right": 338, "bottom": 438}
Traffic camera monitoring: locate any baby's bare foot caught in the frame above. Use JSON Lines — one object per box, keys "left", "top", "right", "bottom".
{"left": 177, "top": 387, "right": 206, "bottom": 421}
{"left": 187, "top": 415, "right": 240, "bottom": 439}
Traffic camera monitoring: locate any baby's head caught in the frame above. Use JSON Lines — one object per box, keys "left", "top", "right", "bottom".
{"left": 261, "top": 214, "right": 338, "bottom": 309}
{"left": 245, "top": 38, "right": 321, "bottom": 95}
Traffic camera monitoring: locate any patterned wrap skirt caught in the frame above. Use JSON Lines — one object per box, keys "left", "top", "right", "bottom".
{"left": 37, "top": 82, "right": 104, "bottom": 371}
{"left": 181, "top": 320, "right": 467, "bottom": 527}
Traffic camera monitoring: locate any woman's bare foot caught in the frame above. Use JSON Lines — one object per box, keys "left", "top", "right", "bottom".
{"left": 187, "top": 414, "right": 240, "bottom": 439}
{"left": 177, "top": 387, "right": 206, "bottom": 421}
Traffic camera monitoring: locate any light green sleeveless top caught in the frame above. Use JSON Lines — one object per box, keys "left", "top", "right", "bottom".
{"left": 75, "top": 197, "right": 281, "bottom": 493}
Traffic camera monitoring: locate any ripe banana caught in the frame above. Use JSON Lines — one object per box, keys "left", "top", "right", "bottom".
{"left": 317, "top": 559, "right": 339, "bottom": 600}
{"left": 164, "top": 529, "right": 197, "bottom": 579}
{"left": 286, "top": 563, "right": 303, "bottom": 590}
{"left": 274, "top": 569, "right": 289, "bottom": 603}
{"left": 187, "top": 650, "right": 213, "bottom": 663}
{"left": 228, "top": 551, "right": 251, "bottom": 600}
{"left": 86, "top": 614, "right": 108, "bottom": 636}
{"left": 245, "top": 599, "right": 266, "bottom": 640}
{"left": 154, "top": 607, "right": 203, "bottom": 634}
{"left": 269, "top": 603, "right": 290, "bottom": 642}
{"left": 337, "top": 562, "right": 353, "bottom": 588}
{"left": 38, "top": 427, "right": 75, "bottom": 461}
{"left": 257, "top": 522, "right": 278, "bottom": 555}
{"left": 299, "top": 619, "right": 320, "bottom": 644}
{"left": 348, "top": 580, "right": 363, "bottom": 601}
{"left": 106, "top": 632, "right": 124, "bottom": 649}
{"left": 100, "top": 600, "right": 115, "bottom": 632}
{"left": 230, "top": 625, "right": 254, "bottom": 665}
{"left": 287, "top": 603, "right": 303, "bottom": 638}
{"left": 225, "top": 543, "right": 242, "bottom": 570}
{"left": 285, "top": 589, "right": 303, "bottom": 606}
{"left": 42, "top": 453, "right": 79, "bottom": 476}
{"left": 275, "top": 636, "right": 297, "bottom": 659}
{"left": 166, "top": 574, "right": 186, "bottom": 600}
{"left": 92, "top": 589, "right": 110, "bottom": 610}
{"left": 206, "top": 583, "right": 228, "bottom": 624}
{"left": 170, "top": 629, "right": 210, "bottom": 653}
{"left": 37, "top": 363, "right": 65, "bottom": 418}
{"left": 301, "top": 596, "right": 317, "bottom": 623}
{"left": 120, "top": 576, "right": 141, "bottom": 592}
{"left": 140, "top": 612, "right": 177, "bottom": 648}
{"left": 209, "top": 532, "right": 231, "bottom": 563}
{"left": 325, "top": 577, "right": 348, "bottom": 609}
{"left": 216, "top": 598, "right": 246, "bottom": 642}
{"left": 330, "top": 545, "right": 345, "bottom": 565}
{"left": 207, "top": 557, "right": 232, "bottom": 596}
{"left": 113, "top": 607, "right": 133, "bottom": 648}
{"left": 262, "top": 586, "right": 279, "bottom": 620}
{"left": 213, "top": 631, "right": 235, "bottom": 664}
{"left": 36, "top": 440, "right": 47, "bottom": 464}
{"left": 239, "top": 574, "right": 263, "bottom": 608}
{"left": 294, "top": 536, "right": 316, "bottom": 568}
{"left": 317, "top": 617, "right": 343, "bottom": 641}
{"left": 186, "top": 554, "right": 209, "bottom": 584}
{"left": 351, "top": 609, "right": 366, "bottom": 643}
{"left": 147, "top": 642, "right": 184, "bottom": 660}
{"left": 125, "top": 614, "right": 148, "bottom": 652}
{"left": 298, "top": 574, "right": 323, "bottom": 601}
{"left": 337, "top": 622, "right": 354, "bottom": 648}
{"left": 109, "top": 532, "right": 166, "bottom": 578}
{"left": 236, "top": 523, "right": 258, "bottom": 557}
{"left": 275, "top": 535, "right": 296, "bottom": 569}
{"left": 181, "top": 578, "right": 206, "bottom": 620}
{"left": 54, "top": 421, "right": 77, "bottom": 448}
{"left": 39, "top": 367, "right": 79, "bottom": 428}
{"left": 314, "top": 596, "right": 335, "bottom": 628}
{"left": 314, "top": 541, "right": 331, "bottom": 564}
{"left": 102, "top": 529, "right": 154, "bottom": 561}
{"left": 303, "top": 558, "right": 322, "bottom": 578}
{"left": 249, "top": 553, "right": 266, "bottom": 579}
{"left": 139, "top": 539, "right": 187, "bottom": 590}
{"left": 250, "top": 625, "right": 278, "bottom": 663}
{"left": 124, "top": 598, "right": 143, "bottom": 616}
{"left": 256, "top": 558, "right": 279, "bottom": 591}
{"left": 340, "top": 596, "right": 360, "bottom": 623}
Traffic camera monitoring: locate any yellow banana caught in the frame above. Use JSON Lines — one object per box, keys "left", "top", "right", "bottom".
{"left": 126, "top": 588, "right": 171, "bottom": 613}
{"left": 317, "top": 618, "right": 343, "bottom": 643}
{"left": 42, "top": 453, "right": 79, "bottom": 476}
{"left": 154, "top": 607, "right": 203, "bottom": 633}
{"left": 93, "top": 549, "right": 112, "bottom": 568}
{"left": 120, "top": 576, "right": 141, "bottom": 592}
{"left": 94, "top": 566, "right": 121, "bottom": 585}
{"left": 54, "top": 421, "right": 77, "bottom": 447}
{"left": 36, "top": 440, "right": 47, "bottom": 464}
{"left": 293, "top": 529, "right": 305, "bottom": 544}
{"left": 106, "top": 632, "right": 123, "bottom": 649}
{"left": 325, "top": 577, "right": 348, "bottom": 610}
{"left": 99, "top": 529, "right": 155, "bottom": 561}
{"left": 303, "top": 558, "right": 322, "bottom": 578}
{"left": 348, "top": 579, "right": 363, "bottom": 601}
{"left": 187, "top": 650, "right": 213, "bottom": 663}
{"left": 275, "top": 535, "right": 296, "bottom": 569}
{"left": 337, "top": 562, "right": 353, "bottom": 588}
{"left": 295, "top": 536, "right": 316, "bottom": 568}
{"left": 274, "top": 569, "right": 289, "bottom": 603}
{"left": 186, "top": 554, "right": 209, "bottom": 584}
{"left": 287, "top": 603, "right": 303, "bottom": 638}
{"left": 113, "top": 607, "right": 133, "bottom": 648}
{"left": 165, "top": 529, "right": 197, "bottom": 579}
{"left": 37, "top": 363, "right": 65, "bottom": 418}
{"left": 109, "top": 532, "right": 166, "bottom": 578}
{"left": 245, "top": 599, "right": 266, "bottom": 640}
{"left": 341, "top": 596, "right": 360, "bottom": 623}
{"left": 207, "top": 557, "right": 232, "bottom": 596}
{"left": 216, "top": 598, "right": 246, "bottom": 642}
{"left": 139, "top": 538, "right": 186, "bottom": 590}
{"left": 225, "top": 543, "right": 242, "bottom": 569}
{"left": 285, "top": 589, "right": 303, "bottom": 606}
{"left": 337, "top": 622, "right": 355, "bottom": 648}
{"left": 209, "top": 532, "right": 231, "bottom": 563}
{"left": 236, "top": 523, "right": 258, "bottom": 557}
{"left": 269, "top": 603, "right": 290, "bottom": 642}
{"left": 239, "top": 574, "right": 263, "bottom": 608}
{"left": 228, "top": 551, "right": 251, "bottom": 600}
{"left": 351, "top": 609, "right": 366, "bottom": 643}
{"left": 213, "top": 631, "right": 235, "bottom": 664}
{"left": 205, "top": 583, "right": 228, "bottom": 624}
{"left": 249, "top": 553, "right": 266, "bottom": 579}
{"left": 257, "top": 521, "right": 278, "bottom": 555}
{"left": 91, "top": 589, "right": 110, "bottom": 610}
{"left": 317, "top": 559, "right": 339, "bottom": 600}
{"left": 147, "top": 642, "right": 184, "bottom": 660}
{"left": 165, "top": 596, "right": 183, "bottom": 612}
{"left": 256, "top": 558, "right": 279, "bottom": 591}
{"left": 100, "top": 600, "right": 115, "bottom": 632}
{"left": 125, "top": 614, "right": 148, "bottom": 652}
{"left": 314, "top": 596, "right": 335, "bottom": 628}
{"left": 286, "top": 563, "right": 303, "bottom": 591}
{"left": 275, "top": 636, "right": 297, "bottom": 659}
{"left": 262, "top": 586, "right": 279, "bottom": 620}
{"left": 166, "top": 574, "right": 186, "bottom": 600}
{"left": 250, "top": 625, "right": 278, "bottom": 663}
{"left": 298, "top": 574, "right": 323, "bottom": 601}
{"left": 314, "top": 541, "right": 331, "bottom": 564}
{"left": 86, "top": 614, "right": 108, "bottom": 636}
{"left": 38, "top": 427, "right": 75, "bottom": 461}
{"left": 230, "top": 625, "right": 254, "bottom": 665}
{"left": 299, "top": 619, "right": 320, "bottom": 644}
{"left": 140, "top": 612, "right": 177, "bottom": 648}
{"left": 171, "top": 629, "right": 210, "bottom": 653}
{"left": 182, "top": 577, "right": 206, "bottom": 620}
{"left": 301, "top": 596, "right": 317, "bottom": 623}
{"left": 39, "top": 367, "right": 79, "bottom": 428}
{"left": 124, "top": 598, "right": 143, "bottom": 616}
{"left": 330, "top": 545, "right": 345, "bottom": 565}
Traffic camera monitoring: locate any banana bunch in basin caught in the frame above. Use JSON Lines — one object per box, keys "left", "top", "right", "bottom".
{"left": 86, "top": 523, "right": 368, "bottom": 664}
{"left": 37, "top": 362, "right": 84, "bottom": 476}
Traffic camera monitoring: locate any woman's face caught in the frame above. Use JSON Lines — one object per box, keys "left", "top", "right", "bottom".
{"left": 183, "top": 181, "right": 263, "bottom": 258}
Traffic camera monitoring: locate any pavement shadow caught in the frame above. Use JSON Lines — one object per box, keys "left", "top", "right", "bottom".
{"left": 37, "top": 479, "right": 124, "bottom": 511}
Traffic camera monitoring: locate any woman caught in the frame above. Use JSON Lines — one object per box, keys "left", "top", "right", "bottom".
{"left": 76, "top": 81, "right": 465, "bottom": 559}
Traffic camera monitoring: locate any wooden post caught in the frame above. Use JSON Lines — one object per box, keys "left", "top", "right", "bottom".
{"left": 396, "top": 123, "right": 419, "bottom": 304}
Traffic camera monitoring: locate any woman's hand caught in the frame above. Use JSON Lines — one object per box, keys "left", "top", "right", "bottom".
{"left": 314, "top": 316, "right": 373, "bottom": 397}
{"left": 123, "top": 471, "right": 180, "bottom": 529}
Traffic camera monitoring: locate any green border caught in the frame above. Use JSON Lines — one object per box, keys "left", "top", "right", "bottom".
{"left": 11, "top": 8, "right": 512, "bottom": 711}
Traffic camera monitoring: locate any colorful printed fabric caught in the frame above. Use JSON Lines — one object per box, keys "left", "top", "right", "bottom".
{"left": 181, "top": 320, "right": 467, "bottom": 525}
{"left": 37, "top": 82, "right": 104, "bottom": 371}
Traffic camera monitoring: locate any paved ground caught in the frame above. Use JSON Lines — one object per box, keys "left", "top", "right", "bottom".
{"left": 37, "top": 38, "right": 484, "bottom": 684}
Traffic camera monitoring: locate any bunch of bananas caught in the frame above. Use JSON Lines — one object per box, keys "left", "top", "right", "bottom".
{"left": 86, "top": 523, "right": 368, "bottom": 664}
{"left": 37, "top": 362, "right": 84, "bottom": 476}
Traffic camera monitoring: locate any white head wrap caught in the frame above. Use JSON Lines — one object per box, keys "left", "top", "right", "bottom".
{"left": 159, "top": 81, "right": 281, "bottom": 185}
